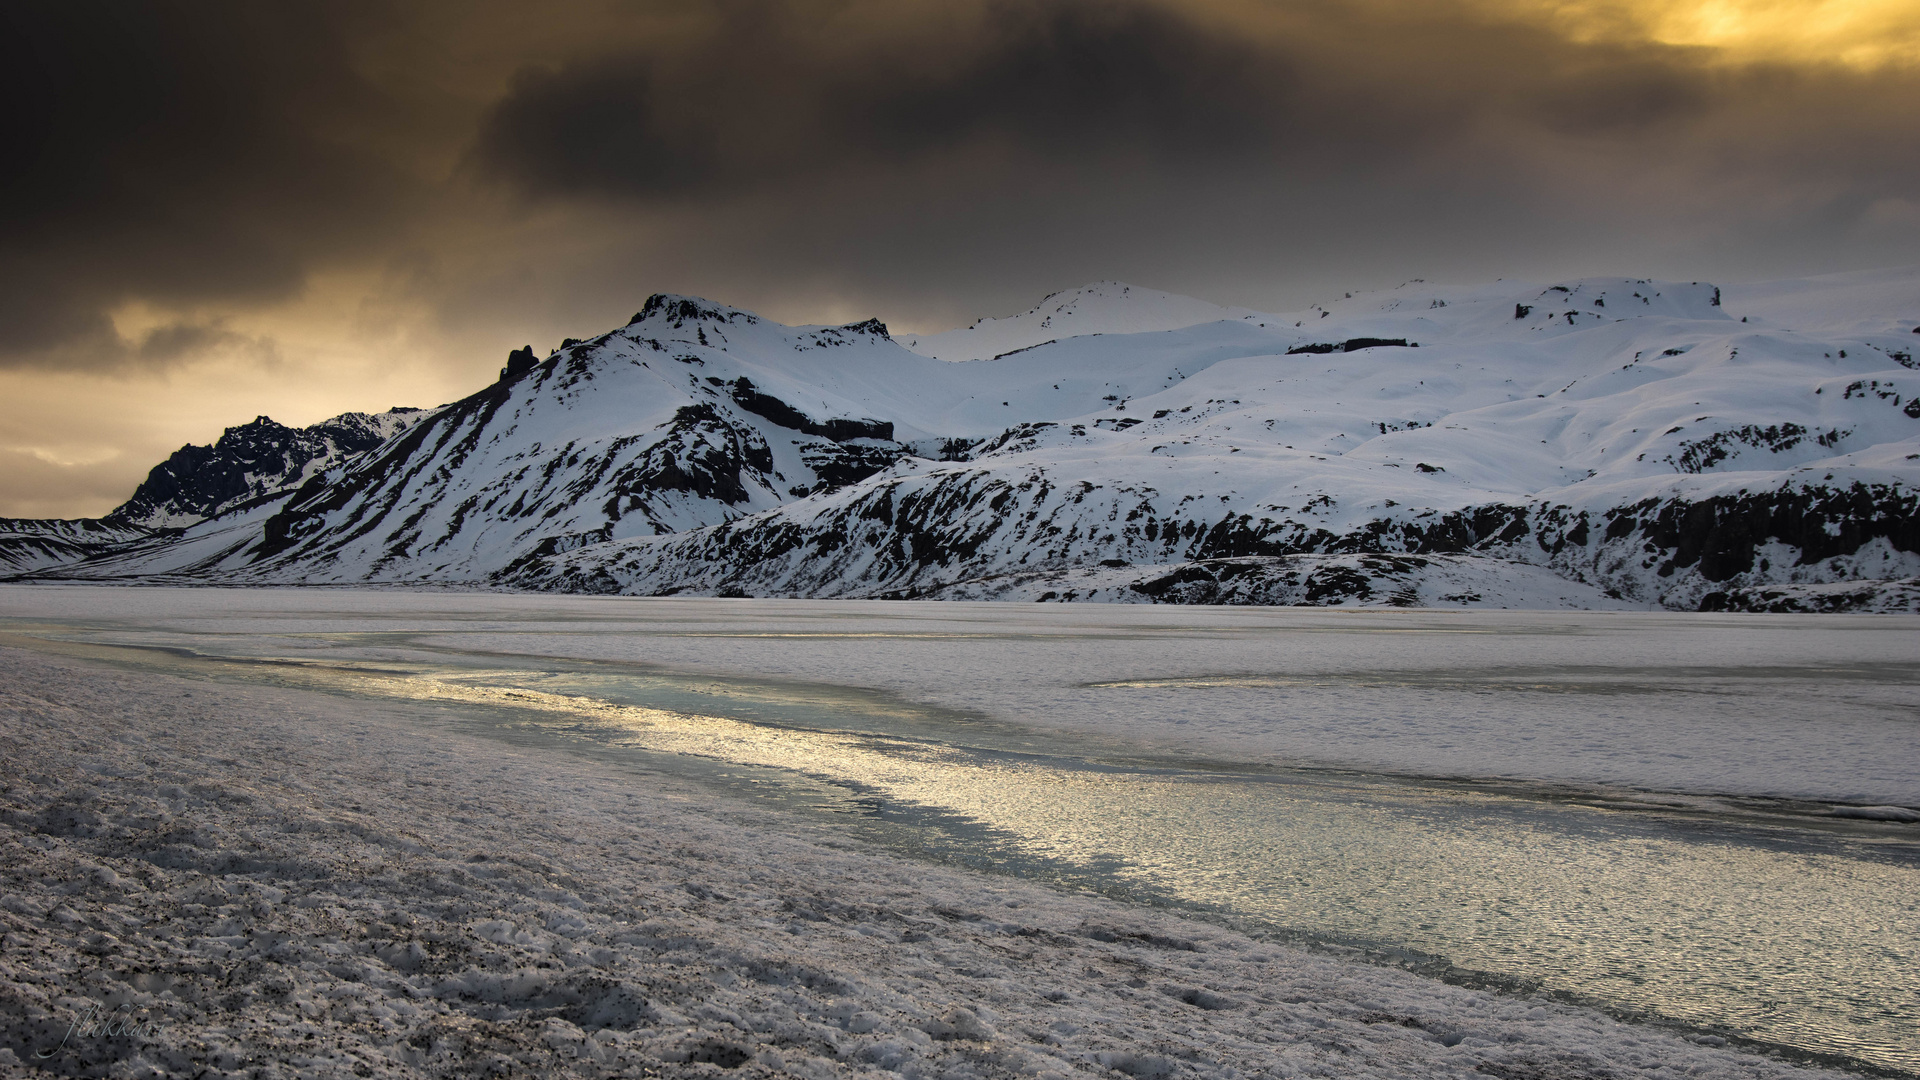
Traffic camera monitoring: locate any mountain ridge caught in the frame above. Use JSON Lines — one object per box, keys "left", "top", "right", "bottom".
{"left": 0, "top": 408, "right": 435, "bottom": 575}
{"left": 9, "top": 271, "right": 1918, "bottom": 611}
{"left": 896, "top": 281, "right": 1275, "bottom": 362}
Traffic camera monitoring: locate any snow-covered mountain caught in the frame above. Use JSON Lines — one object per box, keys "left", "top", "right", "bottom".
{"left": 896, "top": 281, "right": 1275, "bottom": 362}
{"left": 12, "top": 272, "right": 1919, "bottom": 611}
{"left": 0, "top": 409, "right": 433, "bottom": 575}
{"left": 0, "top": 517, "right": 151, "bottom": 576}
{"left": 112, "top": 409, "right": 434, "bottom": 529}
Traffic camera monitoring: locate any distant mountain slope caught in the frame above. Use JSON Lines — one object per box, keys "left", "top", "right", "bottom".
{"left": 0, "top": 518, "right": 151, "bottom": 576}
{"left": 1721, "top": 266, "right": 1920, "bottom": 339}
{"left": 896, "top": 281, "right": 1275, "bottom": 361}
{"left": 0, "top": 409, "right": 433, "bottom": 574}
{"left": 112, "top": 409, "right": 433, "bottom": 529}
{"left": 12, "top": 272, "right": 1919, "bottom": 611}
{"left": 511, "top": 275, "right": 1919, "bottom": 611}
{"left": 40, "top": 295, "right": 1302, "bottom": 585}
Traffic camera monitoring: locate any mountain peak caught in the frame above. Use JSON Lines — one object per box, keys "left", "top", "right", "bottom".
{"left": 835, "top": 317, "right": 891, "bottom": 339}
{"left": 627, "top": 293, "right": 762, "bottom": 330}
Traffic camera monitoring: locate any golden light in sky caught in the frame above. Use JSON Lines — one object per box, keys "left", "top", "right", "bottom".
{"left": 1493, "top": 0, "right": 1920, "bottom": 67}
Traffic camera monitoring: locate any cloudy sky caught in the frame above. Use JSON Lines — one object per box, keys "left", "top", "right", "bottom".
{"left": 4, "top": 0, "right": 1917, "bottom": 518}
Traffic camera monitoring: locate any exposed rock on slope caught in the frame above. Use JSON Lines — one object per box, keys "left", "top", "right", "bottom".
{"left": 0, "top": 410, "right": 432, "bottom": 574}
{"left": 112, "top": 410, "right": 432, "bottom": 529}
{"left": 0, "top": 518, "right": 151, "bottom": 576}
{"left": 12, "top": 272, "right": 1920, "bottom": 611}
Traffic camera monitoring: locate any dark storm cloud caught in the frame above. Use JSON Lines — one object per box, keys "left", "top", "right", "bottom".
{"left": 5, "top": 0, "right": 1918, "bottom": 372}
{"left": 0, "top": 0, "right": 414, "bottom": 370}
{"left": 471, "top": 0, "right": 1323, "bottom": 201}
{"left": 1531, "top": 58, "right": 1713, "bottom": 134}
{"left": 473, "top": 62, "right": 718, "bottom": 198}
{"left": 848, "top": 2, "right": 1293, "bottom": 159}
{"left": 466, "top": 0, "right": 1916, "bottom": 226}
{"left": 449, "top": 0, "right": 1915, "bottom": 334}
{"left": 134, "top": 321, "right": 278, "bottom": 365}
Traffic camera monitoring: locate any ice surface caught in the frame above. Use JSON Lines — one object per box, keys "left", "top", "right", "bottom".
{"left": 0, "top": 643, "right": 1873, "bottom": 1079}
{"left": 5, "top": 586, "right": 1916, "bottom": 806}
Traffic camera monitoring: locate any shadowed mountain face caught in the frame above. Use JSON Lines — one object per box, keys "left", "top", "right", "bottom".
{"left": 111, "top": 411, "right": 432, "bottom": 529}
{"left": 1, "top": 409, "right": 432, "bottom": 574}
{"left": 9, "top": 273, "right": 1919, "bottom": 612}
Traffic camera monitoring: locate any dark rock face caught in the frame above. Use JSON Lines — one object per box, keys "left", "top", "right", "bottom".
{"left": 1570, "top": 483, "right": 1920, "bottom": 589}
{"left": 1663, "top": 424, "right": 1842, "bottom": 473}
{"left": 1117, "top": 557, "right": 1439, "bottom": 608}
{"left": 605, "top": 405, "right": 773, "bottom": 508}
{"left": 110, "top": 412, "right": 417, "bottom": 528}
{"left": 727, "top": 378, "right": 893, "bottom": 442}
{"left": 254, "top": 387, "right": 518, "bottom": 564}
{"left": 1696, "top": 578, "right": 1920, "bottom": 613}
{"left": 506, "top": 460, "right": 1917, "bottom": 610}
{"left": 629, "top": 294, "right": 758, "bottom": 328}
{"left": 500, "top": 346, "right": 539, "bottom": 381}
{"left": 1129, "top": 558, "right": 1304, "bottom": 603}
{"left": 837, "top": 318, "right": 891, "bottom": 338}
{"left": 0, "top": 518, "right": 152, "bottom": 575}
{"left": 794, "top": 440, "right": 905, "bottom": 495}
{"left": 1286, "top": 338, "right": 1412, "bottom": 355}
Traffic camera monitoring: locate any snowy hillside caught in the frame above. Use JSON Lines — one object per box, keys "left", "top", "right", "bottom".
{"left": 896, "top": 281, "right": 1274, "bottom": 362}
{"left": 0, "top": 518, "right": 151, "bottom": 576}
{"left": 12, "top": 271, "right": 1919, "bottom": 611}
{"left": 0, "top": 409, "right": 433, "bottom": 574}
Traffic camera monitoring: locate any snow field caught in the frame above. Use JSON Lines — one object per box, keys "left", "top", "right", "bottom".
{"left": 4, "top": 587, "right": 1916, "bottom": 806}
{"left": 0, "top": 645, "right": 1863, "bottom": 1080}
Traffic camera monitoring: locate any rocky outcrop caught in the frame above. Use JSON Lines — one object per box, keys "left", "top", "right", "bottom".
{"left": 109, "top": 410, "right": 429, "bottom": 530}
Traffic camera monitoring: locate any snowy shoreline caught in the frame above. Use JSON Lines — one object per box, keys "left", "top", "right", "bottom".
{"left": 0, "top": 645, "right": 1868, "bottom": 1079}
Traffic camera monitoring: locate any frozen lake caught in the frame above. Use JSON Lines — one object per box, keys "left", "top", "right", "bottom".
{"left": 3, "top": 587, "right": 1917, "bottom": 1073}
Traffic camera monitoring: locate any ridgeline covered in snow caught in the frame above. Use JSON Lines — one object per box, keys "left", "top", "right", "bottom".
{"left": 8, "top": 270, "right": 1919, "bottom": 611}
